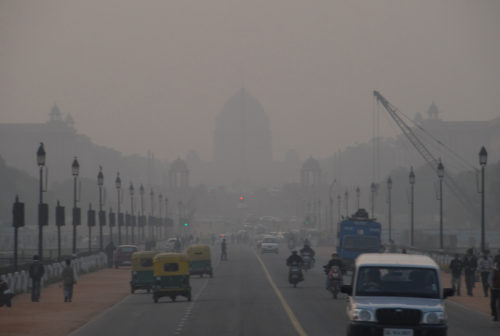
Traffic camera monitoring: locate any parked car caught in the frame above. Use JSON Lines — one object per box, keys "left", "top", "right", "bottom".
{"left": 114, "top": 245, "right": 138, "bottom": 268}
{"left": 341, "top": 253, "right": 453, "bottom": 336}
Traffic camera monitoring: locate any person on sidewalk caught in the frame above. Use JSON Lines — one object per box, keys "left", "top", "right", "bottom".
{"left": 28, "top": 255, "right": 45, "bottom": 302}
{"left": 105, "top": 241, "right": 116, "bottom": 268}
{"left": 488, "top": 263, "right": 500, "bottom": 322}
{"left": 478, "top": 250, "right": 493, "bottom": 297}
{"left": 449, "top": 254, "right": 463, "bottom": 296}
{"left": 463, "top": 248, "right": 477, "bottom": 296}
{"left": 61, "top": 259, "right": 76, "bottom": 302}
{"left": 494, "top": 250, "right": 500, "bottom": 267}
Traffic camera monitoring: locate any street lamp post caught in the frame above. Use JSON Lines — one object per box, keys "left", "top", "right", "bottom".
{"left": 337, "top": 194, "right": 341, "bottom": 222}
{"left": 129, "top": 182, "right": 135, "bottom": 243}
{"left": 150, "top": 189, "right": 155, "bottom": 240}
{"left": 370, "top": 183, "right": 377, "bottom": 218}
{"left": 344, "top": 190, "right": 349, "bottom": 217}
{"left": 409, "top": 167, "right": 415, "bottom": 247}
{"left": 387, "top": 176, "right": 392, "bottom": 242}
{"left": 36, "top": 143, "right": 47, "bottom": 260}
{"left": 158, "top": 193, "right": 163, "bottom": 240}
{"left": 164, "top": 196, "right": 169, "bottom": 239}
{"left": 437, "top": 160, "right": 444, "bottom": 250}
{"left": 355, "top": 186, "right": 360, "bottom": 210}
{"left": 97, "top": 167, "right": 104, "bottom": 251}
{"left": 140, "top": 184, "right": 145, "bottom": 242}
{"left": 72, "top": 157, "right": 80, "bottom": 254}
{"left": 479, "top": 146, "right": 488, "bottom": 252}
{"left": 329, "top": 180, "right": 335, "bottom": 235}
{"left": 115, "top": 172, "right": 122, "bottom": 245}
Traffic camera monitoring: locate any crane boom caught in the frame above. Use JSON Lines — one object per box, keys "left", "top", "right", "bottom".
{"left": 373, "top": 90, "right": 479, "bottom": 220}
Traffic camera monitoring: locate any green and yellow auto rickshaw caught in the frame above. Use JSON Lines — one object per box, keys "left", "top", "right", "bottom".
{"left": 130, "top": 251, "right": 157, "bottom": 293}
{"left": 187, "top": 244, "right": 213, "bottom": 278}
{"left": 152, "top": 253, "right": 191, "bottom": 303}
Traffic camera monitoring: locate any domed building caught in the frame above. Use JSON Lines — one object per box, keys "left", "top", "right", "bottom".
{"left": 213, "top": 89, "right": 273, "bottom": 188}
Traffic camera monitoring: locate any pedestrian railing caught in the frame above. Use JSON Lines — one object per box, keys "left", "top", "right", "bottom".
{"left": 2, "top": 252, "right": 107, "bottom": 295}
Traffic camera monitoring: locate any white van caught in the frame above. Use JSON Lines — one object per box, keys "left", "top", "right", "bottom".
{"left": 341, "top": 253, "right": 453, "bottom": 336}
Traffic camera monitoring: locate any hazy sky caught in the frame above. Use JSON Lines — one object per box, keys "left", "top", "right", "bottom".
{"left": 1, "top": 0, "right": 499, "bottom": 161}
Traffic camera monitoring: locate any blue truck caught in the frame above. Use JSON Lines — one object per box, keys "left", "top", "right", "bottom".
{"left": 336, "top": 209, "right": 381, "bottom": 269}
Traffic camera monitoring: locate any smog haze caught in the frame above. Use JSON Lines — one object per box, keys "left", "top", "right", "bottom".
{"left": 1, "top": 0, "right": 499, "bottom": 161}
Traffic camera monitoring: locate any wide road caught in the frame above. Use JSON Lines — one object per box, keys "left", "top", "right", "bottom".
{"left": 72, "top": 244, "right": 499, "bottom": 336}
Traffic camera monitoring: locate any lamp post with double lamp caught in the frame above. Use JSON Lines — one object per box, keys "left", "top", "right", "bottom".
{"left": 337, "top": 194, "right": 341, "bottom": 222}
{"left": 329, "top": 180, "right": 335, "bottom": 235}
{"left": 437, "top": 160, "right": 444, "bottom": 250}
{"left": 409, "top": 167, "right": 415, "bottom": 247}
{"left": 479, "top": 146, "right": 487, "bottom": 252}
{"left": 129, "top": 182, "right": 135, "bottom": 243}
{"left": 140, "top": 184, "right": 145, "bottom": 242}
{"left": 36, "top": 143, "right": 47, "bottom": 260}
{"left": 115, "top": 172, "right": 122, "bottom": 245}
{"left": 72, "top": 157, "right": 80, "bottom": 254}
{"left": 97, "top": 167, "right": 104, "bottom": 250}
{"left": 387, "top": 176, "right": 392, "bottom": 242}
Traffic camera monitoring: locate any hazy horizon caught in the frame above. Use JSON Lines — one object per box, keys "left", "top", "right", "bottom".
{"left": 1, "top": 0, "right": 499, "bottom": 162}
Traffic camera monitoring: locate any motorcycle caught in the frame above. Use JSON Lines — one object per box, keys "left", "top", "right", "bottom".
{"left": 288, "top": 262, "right": 304, "bottom": 288}
{"left": 0, "top": 278, "right": 13, "bottom": 308}
{"left": 326, "top": 265, "right": 343, "bottom": 299}
{"left": 301, "top": 253, "right": 314, "bottom": 271}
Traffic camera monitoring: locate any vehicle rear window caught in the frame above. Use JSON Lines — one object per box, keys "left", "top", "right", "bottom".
{"left": 263, "top": 238, "right": 277, "bottom": 243}
{"left": 356, "top": 266, "right": 439, "bottom": 298}
{"left": 141, "top": 258, "right": 153, "bottom": 267}
{"left": 163, "top": 263, "right": 179, "bottom": 272}
{"left": 119, "top": 247, "right": 137, "bottom": 253}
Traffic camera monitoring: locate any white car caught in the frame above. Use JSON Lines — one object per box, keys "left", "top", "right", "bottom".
{"left": 342, "top": 253, "right": 453, "bottom": 336}
{"left": 260, "top": 236, "right": 279, "bottom": 254}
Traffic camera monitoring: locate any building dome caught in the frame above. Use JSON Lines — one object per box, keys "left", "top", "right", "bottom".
{"left": 169, "top": 157, "right": 188, "bottom": 173}
{"left": 213, "top": 89, "right": 273, "bottom": 187}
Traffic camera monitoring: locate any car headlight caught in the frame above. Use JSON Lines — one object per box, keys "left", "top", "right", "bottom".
{"left": 353, "top": 308, "right": 376, "bottom": 322}
{"left": 422, "top": 311, "right": 446, "bottom": 324}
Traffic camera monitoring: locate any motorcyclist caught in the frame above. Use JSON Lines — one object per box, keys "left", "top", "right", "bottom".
{"left": 299, "top": 244, "right": 316, "bottom": 262}
{"left": 286, "top": 251, "right": 304, "bottom": 283}
{"left": 323, "top": 253, "right": 344, "bottom": 289}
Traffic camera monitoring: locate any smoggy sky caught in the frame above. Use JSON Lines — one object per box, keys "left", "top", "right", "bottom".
{"left": 1, "top": 0, "right": 499, "bottom": 162}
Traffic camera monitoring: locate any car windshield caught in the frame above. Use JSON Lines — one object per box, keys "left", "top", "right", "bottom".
{"left": 263, "top": 238, "right": 277, "bottom": 243}
{"left": 343, "top": 236, "right": 379, "bottom": 251}
{"left": 355, "top": 266, "right": 440, "bottom": 298}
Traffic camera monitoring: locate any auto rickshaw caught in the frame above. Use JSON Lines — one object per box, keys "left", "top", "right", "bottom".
{"left": 186, "top": 244, "right": 213, "bottom": 278}
{"left": 130, "top": 251, "right": 157, "bottom": 294}
{"left": 152, "top": 253, "right": 191, "bottom": 303}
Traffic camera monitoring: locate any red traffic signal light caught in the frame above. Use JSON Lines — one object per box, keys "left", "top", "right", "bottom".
{"left": 239, "top": 196, "right": 244, "bottom": 201}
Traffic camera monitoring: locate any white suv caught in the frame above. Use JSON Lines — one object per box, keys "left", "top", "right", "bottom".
{"left": 260, "top": 236, "right": 279, "bottom": 254}
{"left": 342, "top": 253, "right": 453, "bottom": 336}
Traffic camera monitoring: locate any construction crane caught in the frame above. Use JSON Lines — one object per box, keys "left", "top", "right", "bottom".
{"left": 373, "top": 90, "right": 479, "bottom": 221}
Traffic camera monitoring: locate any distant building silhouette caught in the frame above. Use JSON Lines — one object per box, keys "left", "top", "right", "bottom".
{"left": 213, "top": 89, "right": 272, "bottom": 189}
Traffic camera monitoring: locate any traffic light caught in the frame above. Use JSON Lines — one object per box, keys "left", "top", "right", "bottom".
{"left": 13, "top": 196, "right": 25, "bottom": 228}
{"left": 239, "top": 196, "right": 244, "bottom": 201}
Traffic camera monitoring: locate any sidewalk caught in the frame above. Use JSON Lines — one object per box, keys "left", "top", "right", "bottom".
{"left": 0, "top": 267, "right": 130, "bottom": 336}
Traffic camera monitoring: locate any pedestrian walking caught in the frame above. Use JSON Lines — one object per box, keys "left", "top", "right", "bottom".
{"left": 449, "top": 254, "right": 463, "bottom": 296}
{"left": 61, "top": 259, "right": 76, "bottom": 302}
{"left": 494, "top": 250, "right": 500, "bottom": 266}
{"left": 488, "top": 263, "right": 500, "bottom": 322}
{"left": 105, "top": 241, "right": 116, "bottom": 268}
{"left": 478, "top": 250, "right": 493, "bottom": 297}
{"left": 28, "top": 255, "right": 45, "bottom": 302}
{"left": 463, "top": 248, "right": 477, "bottom": 296}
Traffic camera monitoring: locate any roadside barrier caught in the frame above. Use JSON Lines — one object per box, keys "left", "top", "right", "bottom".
{"left": 2, "top": 252, "right": 107, "bottom": 295}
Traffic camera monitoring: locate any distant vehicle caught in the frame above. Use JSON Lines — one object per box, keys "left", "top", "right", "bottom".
{"left": 114, "top": 245, "right": 138, "bottom": 268}
{"left": 337, "top": 209, "right": 381, "bottom": 270}
{"left": 341, "top": 253, "right": 453, "bottom": 336}
{"left": 261, "top": 236, "right": 279, "bottom": 254}
{"left": 165, "top": 238, "right": 180, "bottom": 252}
